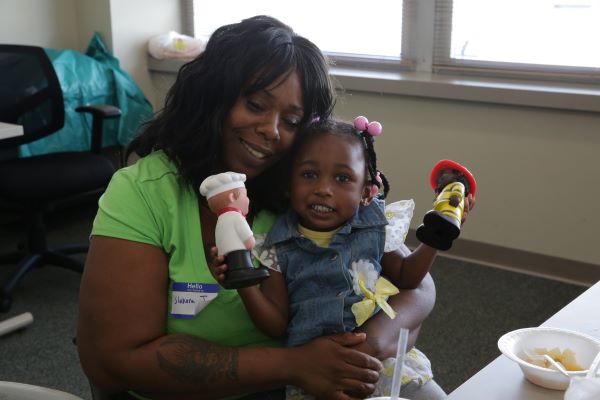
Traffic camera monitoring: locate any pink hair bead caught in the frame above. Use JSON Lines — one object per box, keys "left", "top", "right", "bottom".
{"left": 354, "top": 115, "right": 369, "bottom": 131}
{"left": 367, "top": 121, "right": 382, "bottom": 136}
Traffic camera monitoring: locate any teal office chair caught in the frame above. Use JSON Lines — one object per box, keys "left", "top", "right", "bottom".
{"left": 0, "top": 44, "right": 120, "bottom": 312}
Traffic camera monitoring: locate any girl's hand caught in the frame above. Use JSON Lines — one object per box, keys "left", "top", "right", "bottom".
{"left": 461, "top": 193, "right": 475, "bottom": 224}
{"left": 208, "top": 246, "right": 227, "bottom": 283}
{"left": 291, "top": 332, "right": 382, "bottom": 399}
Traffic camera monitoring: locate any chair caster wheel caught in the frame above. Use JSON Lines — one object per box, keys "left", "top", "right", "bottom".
{"left": 0, "top": 295, "right": 12, "bottom": 313}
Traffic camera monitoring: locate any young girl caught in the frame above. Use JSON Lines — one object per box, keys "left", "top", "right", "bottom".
{"left": 210, "top": 116, "right": 447, "bottom": 399}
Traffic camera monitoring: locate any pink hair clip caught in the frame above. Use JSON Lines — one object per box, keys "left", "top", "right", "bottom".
{"left": 354, "top": 115, "right": 382, "bottom": 136}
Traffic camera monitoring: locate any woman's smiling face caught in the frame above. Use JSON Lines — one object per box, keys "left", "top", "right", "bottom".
{"left": 220, "top": 71, "right": 304, "bottom": 180}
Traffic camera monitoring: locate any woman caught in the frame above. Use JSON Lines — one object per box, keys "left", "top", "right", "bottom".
{"left": 77, "top": 15, "right": 437, "bottom": 400}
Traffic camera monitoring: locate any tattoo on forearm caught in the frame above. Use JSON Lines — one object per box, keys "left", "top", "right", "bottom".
{"left": 157, "top": 334, "right": 239, "bottom": 383}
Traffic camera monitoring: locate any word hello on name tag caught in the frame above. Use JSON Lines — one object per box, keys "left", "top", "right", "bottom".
{"left": 170, "top": 282, "right": 219, "bottom": 319}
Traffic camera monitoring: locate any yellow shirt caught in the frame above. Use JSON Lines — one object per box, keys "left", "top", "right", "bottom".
{"left": 298, "top": 224, "right": 340, "bottom": 247}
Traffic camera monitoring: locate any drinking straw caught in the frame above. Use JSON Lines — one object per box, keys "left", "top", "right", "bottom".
{"left": 390, "top": 328, "right": 409, "bottom": 400}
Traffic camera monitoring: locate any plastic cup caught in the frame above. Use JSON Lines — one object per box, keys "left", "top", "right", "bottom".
{"left": 368, "top": 397, "right": 410, "bottom": 400}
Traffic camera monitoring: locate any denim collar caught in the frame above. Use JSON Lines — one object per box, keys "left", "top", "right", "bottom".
{"left": 265, "top": 198, "right": 388, "bottom": 247}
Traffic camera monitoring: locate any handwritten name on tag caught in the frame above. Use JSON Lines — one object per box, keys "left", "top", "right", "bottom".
{"left": 170, "top": 282, "right": 219, "bottom": 319}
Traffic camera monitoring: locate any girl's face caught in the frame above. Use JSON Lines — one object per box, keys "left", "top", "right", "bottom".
{"left": 220, "top": 71, "right": 304, "bottom": 180}
{"left": 290, "top": 132, "right": 369, "bottom": 231}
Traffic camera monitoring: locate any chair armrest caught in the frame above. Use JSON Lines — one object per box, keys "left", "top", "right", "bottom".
{"left": 75, "top": 104, "right": 121, "bottom": 119}
{"left": 75, "top": 104, "right": 122, "bottom": 154}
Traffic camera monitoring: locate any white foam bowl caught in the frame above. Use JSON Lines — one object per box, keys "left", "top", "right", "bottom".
{"left": 498, "top": 327, "right": 600, "bottom": 390}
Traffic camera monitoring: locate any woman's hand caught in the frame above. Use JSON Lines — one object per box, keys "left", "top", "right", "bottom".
{"left": 290, "top": 333, "right": 382, "bottom": 399}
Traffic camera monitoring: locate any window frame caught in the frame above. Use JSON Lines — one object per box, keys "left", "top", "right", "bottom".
{"left": 172, "top": 0, "right": 600, "bottom": 113}
{"left": 180, "top": 0, "right": 415, "bottom": 72}
{"left": 432, "top": 0, "right": 600, "bottom": 84}
{"left": 182, "top": 0, "right": 599, "bottom": 84}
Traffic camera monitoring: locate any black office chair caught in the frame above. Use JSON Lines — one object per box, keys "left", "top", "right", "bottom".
{"left": 0, "top": 44, "right": 120, "bottom": 312}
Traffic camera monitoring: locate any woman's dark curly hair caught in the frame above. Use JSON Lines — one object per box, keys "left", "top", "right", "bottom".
{"left": 128, "top": 15, "right": 336, "bottom": 214}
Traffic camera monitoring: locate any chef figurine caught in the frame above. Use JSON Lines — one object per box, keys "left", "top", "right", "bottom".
{"left": 200, "top": 172, "right": 270, "bottom": 289}
{"left": 416, "top": 159, "right": 477, "bottom": 251}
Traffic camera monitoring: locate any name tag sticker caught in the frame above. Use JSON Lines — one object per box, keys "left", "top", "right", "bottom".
{"left": 171, "top": 282, "right": 219, "bottom": 319}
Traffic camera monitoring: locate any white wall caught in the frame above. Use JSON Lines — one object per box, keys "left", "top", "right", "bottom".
{"left": 76, "top": 0, "right": 112, "bottom": 53}
{"left": 0, "top": 0, "right": 181, "bottom": 110}
{"left": 108, "top": 0, "right": 181, "bottom": 110}
{"left": 0, "top": 0, "right": 80, "bottom": 50}
{"left": 334, "top": 92, "right": 600, "bottom": 266}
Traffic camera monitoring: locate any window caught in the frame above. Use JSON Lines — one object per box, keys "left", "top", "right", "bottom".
{"left": 181, "top": 0, "right": 406, "bottom": 68}
{"left": 182, "top": 0, "right": 600, "bottom": 83}
{"left": 433, "top": 0, "right": 600, "bottom": 82}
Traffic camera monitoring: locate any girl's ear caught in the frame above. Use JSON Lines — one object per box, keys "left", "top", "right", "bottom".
{"left": 361, "top": 185, "right": 375, "bottom": 206}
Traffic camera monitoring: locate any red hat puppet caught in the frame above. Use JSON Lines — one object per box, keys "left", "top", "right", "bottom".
{"left": 429, "top": 159, "right": 477, "bottom": 199}
{"left": 417, "top": 160, "right": 477, "bottom": 250}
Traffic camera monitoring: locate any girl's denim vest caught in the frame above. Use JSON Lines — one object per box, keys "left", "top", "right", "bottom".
{"left": 264, "top": 199, "right": 388, "bottom": 347}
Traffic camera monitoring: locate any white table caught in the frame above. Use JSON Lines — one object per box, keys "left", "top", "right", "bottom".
{"left": 448, "top": 280, "right": 600, "bottom": 400}
{"left": 0, "top": 122, "right": 23, "bottom": 139}
{"left": 0, "top": 381, "right": 84, "bottom": 399}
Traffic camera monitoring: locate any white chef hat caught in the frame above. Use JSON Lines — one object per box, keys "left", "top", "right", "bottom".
{"left": 199, "top": 172, "right": 247, "bottom": 199}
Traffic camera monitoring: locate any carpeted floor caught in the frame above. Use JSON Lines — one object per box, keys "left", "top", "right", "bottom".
{"left": 0, "top": 202, "right": 94, "bottom": 399}
{"left": 0, "top": 201, "right": 588, "bottom": 399}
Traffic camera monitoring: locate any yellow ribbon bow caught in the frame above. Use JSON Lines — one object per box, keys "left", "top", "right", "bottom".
{"left": 351, "top": 276, "right": 400, "bottom": 326}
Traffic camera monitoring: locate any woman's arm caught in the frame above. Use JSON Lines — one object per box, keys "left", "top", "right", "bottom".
{"left": 78, "top": 236, "right": 380, "bottom": 399}
{"left": 353, "top": 273, "right": 436, "bottom": 359}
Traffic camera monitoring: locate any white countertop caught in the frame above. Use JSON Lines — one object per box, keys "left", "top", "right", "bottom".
{"left": 0, "top": 122, "right": 23, "bottom": 139}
